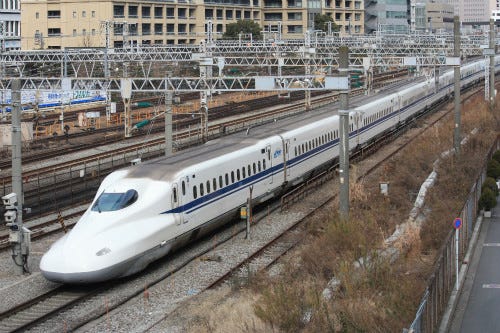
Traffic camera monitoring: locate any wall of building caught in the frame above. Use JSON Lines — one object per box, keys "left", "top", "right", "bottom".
{"left": 21, "top": 0, "right": 364, "bottom": 49}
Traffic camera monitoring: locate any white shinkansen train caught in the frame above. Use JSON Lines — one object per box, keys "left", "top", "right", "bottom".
{"left": 40, "top": 56, "right": 500, "bottom": 283}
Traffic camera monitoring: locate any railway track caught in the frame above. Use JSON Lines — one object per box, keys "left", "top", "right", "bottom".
{"left": 0, "top": 286, "right": 100, "bottom": 333}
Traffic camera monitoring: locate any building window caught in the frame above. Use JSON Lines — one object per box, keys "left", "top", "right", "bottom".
{"left": 73, "top": 29, "right": 77, "bottom": 36}
{"left": 113, "top": 5, "right": 125, "bottom": 18}
{"left": 47, "top": 10, "right": 60, "bottom": 18}
{"left": 166, "top": 7, "right": 174, "bottom": 18}
{"left": 92, "top": 11, "right": 96, "bottom": 18}
{"left": 129, "top": 6, "right": 138, "bottom": 18}
{"left": 47, "top": 28, "right": 61, "bottom": 36}
{"left": 82, "top": 11, "right": 86, "bottom": 18}
{"left": 142, "top": 6, "right": 151, "bottom": 18}
{"left": 142, "top": 23, "right": 151, "bottom": 35}
{"left": 92, "top": 29, "right": 96, "bottom": 35}
{"left": 82, "top": 28, "right": 86, "bottom": 35}
{"left": 114, "top": 23, "right": 123, "bottom": 35}
{"left": 73, "top": 11, "right": 77, "bottom": 18}
{"left": 36, "top": 12, "right": 39, "bottom": 19}
{"left": 154, "top": 7, "right": 163, "bottom": 18}
{"left": 155, "top": 23, "right": 163, "bottom": 35}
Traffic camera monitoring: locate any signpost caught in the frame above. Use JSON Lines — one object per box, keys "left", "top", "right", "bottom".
{"left": 453, "top": 217, "right": 462, "bottom": 291}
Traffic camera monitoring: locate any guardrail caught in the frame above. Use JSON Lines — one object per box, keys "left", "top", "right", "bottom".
{"left": 406, "top": 136, "right": 499, "bottom": 332}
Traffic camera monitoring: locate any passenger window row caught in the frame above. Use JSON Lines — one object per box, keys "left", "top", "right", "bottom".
{"left": 188, "top": 158, "right": 267, "bottom": 200}
{"left": 362, "top": 106, "right": 393, "bottom": 126}
{"left": 293, "top": 130, "right": 339, "bottom": 157}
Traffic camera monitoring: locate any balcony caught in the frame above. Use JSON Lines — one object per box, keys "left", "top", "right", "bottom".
{"left": 47, "top": 11, "right": 61, "bottom": 19}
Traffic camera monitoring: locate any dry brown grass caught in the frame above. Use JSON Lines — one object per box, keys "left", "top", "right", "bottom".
{"left": 184, "top": 287, "right": 271, "bottom": 333}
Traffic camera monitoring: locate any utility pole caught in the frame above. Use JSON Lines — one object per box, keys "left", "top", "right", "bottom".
{"left": 453, "top": 16, "right": 461, "bottom": 154}
{"left": 122, "top": 24, "right": 132, "bottom": 138}
{"left": 165, "top": 72, "right": 173, "bottom": 156}
{"left": 490, "top": 19, "right": 495, "bottom": 109}
{"left": 338, "top": 46, "right": 350, "bottom": 220}
{"left": 3, "top": 79, "right": 30, "bottom": 274}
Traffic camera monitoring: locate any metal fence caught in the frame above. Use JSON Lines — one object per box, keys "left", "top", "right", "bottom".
{"left": 407, "top": 136, "right": 499, "bottom": 332}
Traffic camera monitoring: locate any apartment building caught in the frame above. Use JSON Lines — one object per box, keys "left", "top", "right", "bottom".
{"left": 20, "top": 0, "right": 363, "bottom": 49}
{"left": 0, "top": 0, "right": 20, "bottom": 50}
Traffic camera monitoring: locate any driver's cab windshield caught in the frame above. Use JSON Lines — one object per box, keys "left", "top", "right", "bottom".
{"left": 92, "top": 189, "right": 138, "bottom": 212}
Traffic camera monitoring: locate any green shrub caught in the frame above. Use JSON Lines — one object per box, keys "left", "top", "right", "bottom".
{"left": 492, "top": 150, "right": 500, "bottom": 164}
{"left": 487, "top": 159, "right": 500, "bottom": 179}
{"left": 479, "top": 188, "right": 497, "bottom": 211}
{"left": 482, "top": 177, "right": 499, "bottom": 196}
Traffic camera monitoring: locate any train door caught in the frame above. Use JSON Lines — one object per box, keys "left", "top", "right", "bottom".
{"left": 266, "top": 145, "right": 273, "bottom": 184}
{"left": 285, "top": 139, "right": 290, "bottom": 178}
{"left": 172, "top": 183, "right": 183, "bottom": 225}
{"left": 353, "top": 113, "right": 361, "bottom": 146}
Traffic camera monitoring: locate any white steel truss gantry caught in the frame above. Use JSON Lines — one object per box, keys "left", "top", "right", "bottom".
{"left": 0, "top": 33, "right": 490, "bottom": 80}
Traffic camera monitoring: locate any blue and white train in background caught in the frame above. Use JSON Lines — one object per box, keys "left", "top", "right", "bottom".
{"left": 40, "top": 56, "right": 500, "bottom": 283}
{"left": 0, "top": 90, "right": 106, "bottom": 113}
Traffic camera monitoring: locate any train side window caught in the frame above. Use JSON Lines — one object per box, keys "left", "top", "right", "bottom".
{"left": 315, "top": 138, "right": 318, "bottom": 147}
{"left": 231, "top": 171, "right": 235, "bottom": 183}
{"left": 218, "top": 176, "right": 222, "bottom": 189}
{"left": 263, "top": 159, "right": 266, "bottom": 169}
{"left": 258, "top": 161, "right": 261, "bottom": 172}
{"left": 302, "top": 143, "right": 305, "bottom": 152}
{"left": 193, "top": 186, "right": 198, "bottom": 199}
{"left": 181, "top": 181, "right": 186, "bottom": 196}
{"left": 237, "top": 169, "right": 241, "bottom": 181}
{"left": 173, "top": 187, "right": 177, "bottom": 203}
{"left": 225, "top": 173, "right": 229, "bottom": 186}
{"left": 294, "top": 146, "right": 297, "bottom": 156}
{"left": 200, "top": 183, "right": 204, "bottom": 196}
{"left": 206, "top": 180, "right": 211, "bottom": 193}
{"left": 242, "top": 167, "right": 246, "bottom": 178}
{"left": 248, "top": 165, "right": 251, "bottom": 176}
{"left": 253, "top": 163, "right": 256, "bottom": 174}
{"left": 212, "top": 178, "right": 217, "bottom": 191}
{"left": 298, "top": 146, "right": 301, "bottom": 155}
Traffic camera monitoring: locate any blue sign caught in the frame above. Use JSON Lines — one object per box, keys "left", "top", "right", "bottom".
{"left": 453, "top": 218, "right": 462, "bottom": 230}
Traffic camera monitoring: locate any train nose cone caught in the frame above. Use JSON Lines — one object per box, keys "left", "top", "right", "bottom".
{"left": 40, "top": 233, "right": 111, "bottom": 283}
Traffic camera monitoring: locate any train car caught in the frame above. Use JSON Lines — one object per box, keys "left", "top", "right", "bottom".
{"left": 40, "top": 56, "right": 500, "bottom": 283}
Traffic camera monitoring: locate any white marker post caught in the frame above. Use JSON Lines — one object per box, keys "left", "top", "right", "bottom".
{"left": 453, "top": 218, "right": 463, "bottom": 291}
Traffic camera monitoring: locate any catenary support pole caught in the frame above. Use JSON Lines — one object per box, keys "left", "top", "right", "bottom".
{"left": 339, "top": 46, "right": 349, "bottom": 220}
{"left": 490, "top": 18, "right": 495, "bottom": 109}
{"left": 11, "top": 79, "right": 24, "bottom": 275}
{"left": 165, "top": 89, "right": 173, "bottom": 156}
{"left": 453, "top": 16, "right": 461, "bottom": 154}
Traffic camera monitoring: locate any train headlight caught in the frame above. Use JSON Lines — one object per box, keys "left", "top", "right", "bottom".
{"left": 96, "top": 247, "right": 111, "bottom": 256}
